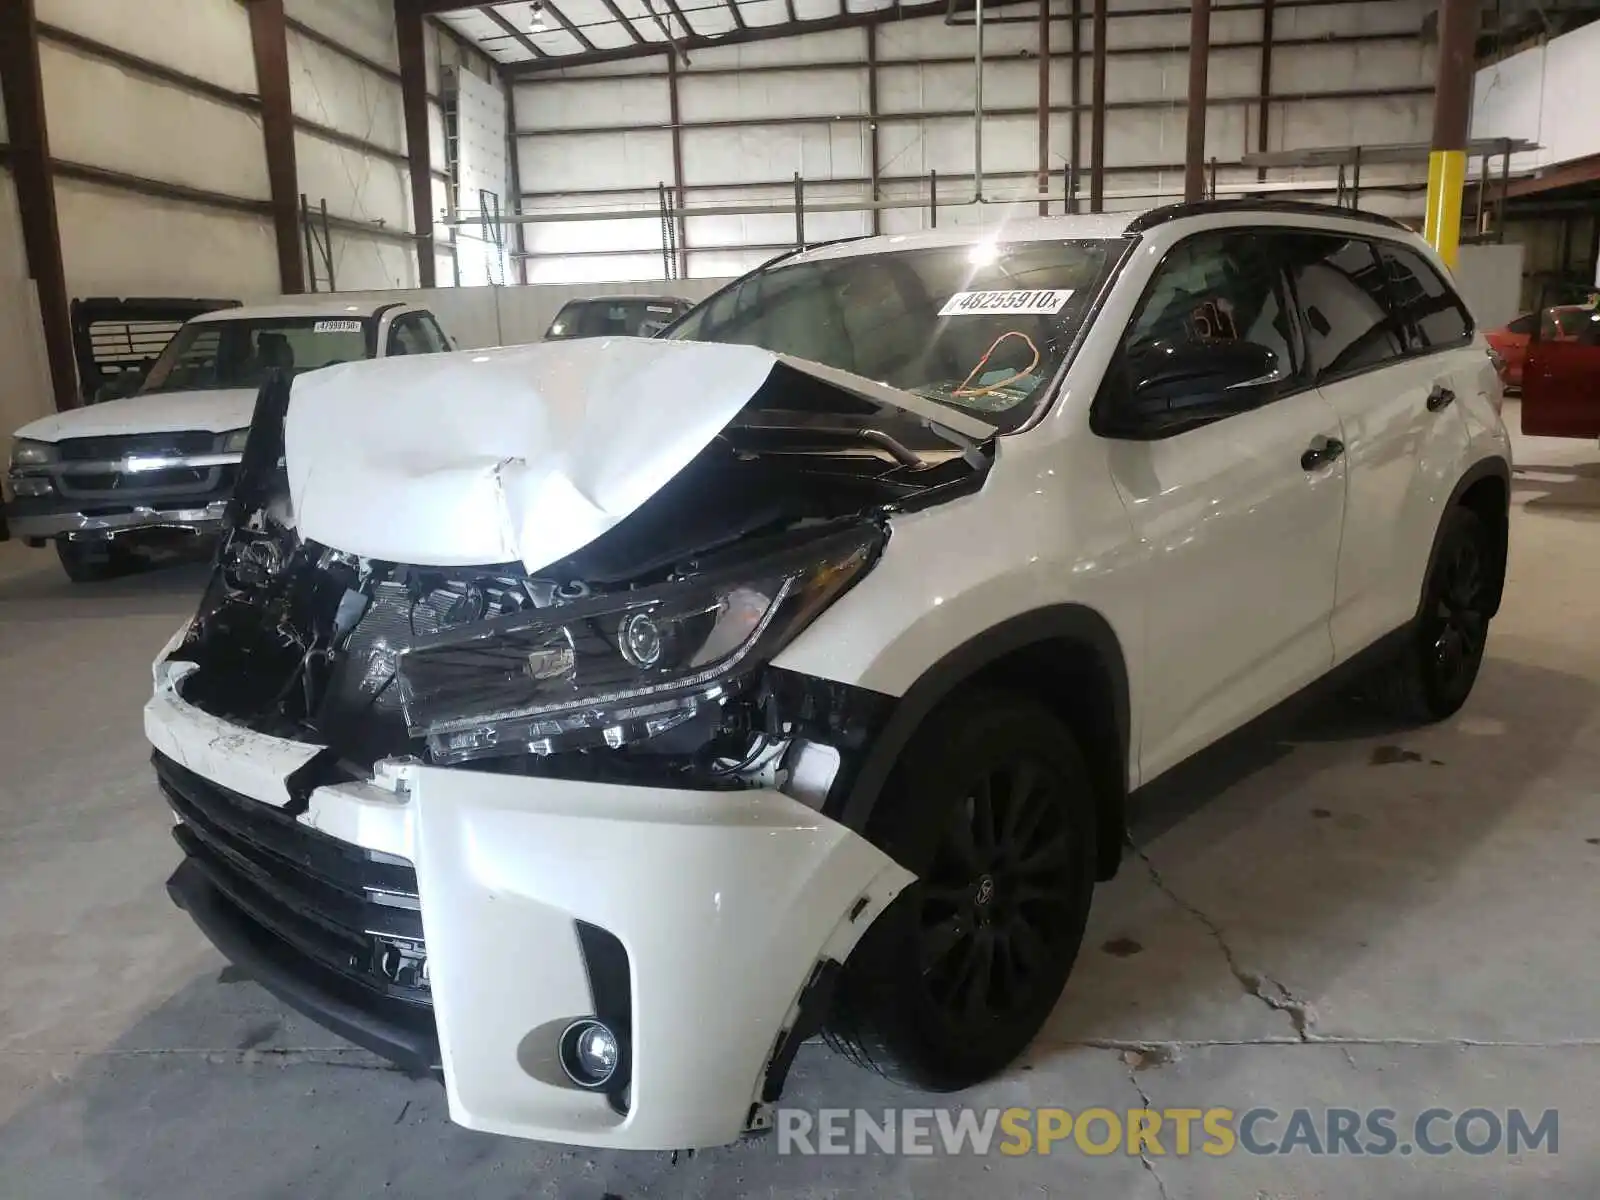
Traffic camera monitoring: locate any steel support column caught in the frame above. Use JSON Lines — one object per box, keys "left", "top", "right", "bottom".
{"left": 504, "top": 75, "right": 528, "bottom": 285}
{"left": 0, "top": 0, "right": 76, "bottom": 411}
{"left": 245, "top": 0, "right": 305, "bottom": 293}
{"left": 396, "top": 0, "right": 437, "bottom": 287}
{"left": 1256, "top": 0, "right": 1273, "bottom": 182}
{"left": 867, "top": 23, "right": 881, "bottom": 234}
{"left": 1184, "top": 0, "right": 1212, "bottom": 202}
{"left": 1037, "top": 0, "right": 1050, "bottom": 215}
{"left": 667, "top": 51, "right": 688, "bottom": 277}
{"left": 1089, "top": 0, "right": 1107, "bottom": 212}
{"left": 1069, "top": 0, "right": 1081, "bottom": 212}
{"left": 1425, "top": 0, "right": 1474, "bottom": 266}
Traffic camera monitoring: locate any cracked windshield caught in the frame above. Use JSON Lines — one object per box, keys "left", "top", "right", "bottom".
{"left": 666, "top": 238, "right": 1122, "bottom": 430}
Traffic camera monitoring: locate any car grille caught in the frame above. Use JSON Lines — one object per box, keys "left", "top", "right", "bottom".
{"left": 52, "top": 430, "right": 230, "bottom": 500}
{"left": 153, "top": 750, "right": 432, "bottom": 1009}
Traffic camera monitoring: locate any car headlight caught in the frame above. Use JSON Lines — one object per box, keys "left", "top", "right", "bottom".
{"left": 222, "top": 428, "right": 251, "bottom": 454}
{"left": 396, "top": 525, "right": 883, "bottom": 764}
{"left": 9, "top": 439, "right": 56, "bottom": 469}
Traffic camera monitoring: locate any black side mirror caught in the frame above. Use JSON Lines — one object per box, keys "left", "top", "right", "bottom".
{"left": 1105, "top": 339, "right": 1285, "bottom": 438}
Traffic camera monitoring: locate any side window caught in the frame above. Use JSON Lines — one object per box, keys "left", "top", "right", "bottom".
{"left": 1283, "top": 235, "right": 1404, "bottom": 380}
{"left": 1124, "top": 229, "right": 1300, "bottom": 392}
{"left": 1373, "top": 242, "right": 1473, "bottom": 352}
{"left": 1505, "top": 312, "right": 1538, "bottom": 336}
{"left": 387, "top": 313, "right": 449, "bottom": 356}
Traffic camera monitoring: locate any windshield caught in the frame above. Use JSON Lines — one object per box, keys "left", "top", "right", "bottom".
{"left": 546, "top": 299, "right": 687, "bottom": 340}
{"left": 664, "top": 238, "right": 1123, "bottom": 429}
{"left": 140, "top": 317, "right": 374, "bottom": 394}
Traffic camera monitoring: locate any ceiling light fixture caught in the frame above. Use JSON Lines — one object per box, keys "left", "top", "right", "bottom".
{"left": 529, "top": 1, "right": 548, "bottom": 32}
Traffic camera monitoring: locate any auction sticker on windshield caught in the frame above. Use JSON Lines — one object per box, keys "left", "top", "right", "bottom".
{"left": 939, "top": 290, "right": 1074, "bottom": 317}
{"left": 313, "top": 320, "right": 364, "bottom": 333}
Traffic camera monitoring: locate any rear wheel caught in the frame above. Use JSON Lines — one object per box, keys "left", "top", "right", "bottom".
{"left": 55, "top": 539, "right": 134, "bottom": 584}
{"left": 827, "top": 692, "right": 1097, "bottom": 1090}
{"left": 1363, "top": 506, "right": 1494, "bottom": 722}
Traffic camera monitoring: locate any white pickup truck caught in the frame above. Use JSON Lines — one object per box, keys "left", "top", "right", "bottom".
{"left": 4, "top": 299, "right": 452, "bottom": 581}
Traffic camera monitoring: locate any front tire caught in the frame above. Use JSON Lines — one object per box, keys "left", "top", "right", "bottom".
{"left": 1363, "top": 505, "right": 1494, "bottom": 722}
{"left": 827, "top": 692, "right": 1097, "bottom": 1091}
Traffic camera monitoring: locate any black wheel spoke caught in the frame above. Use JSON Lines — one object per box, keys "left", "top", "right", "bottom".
{"left": 1012, "top": 830, "right": 1071, "bottom": 876}
{"left": 958, "top": 934, "right": 996, "bottom": 1020}
{"left": 920, "top": 912, "right": 968, "bottom": 970}
{"left": 971, "top": 776, "right": 998, "bottom": 856}
{"left": 1000, "top": 760, "right": 1040, "bottom": 841}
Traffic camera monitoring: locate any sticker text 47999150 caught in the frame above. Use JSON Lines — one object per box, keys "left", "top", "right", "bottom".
{"left": 938, "top": 289, "right": 1074, "bottom": 317}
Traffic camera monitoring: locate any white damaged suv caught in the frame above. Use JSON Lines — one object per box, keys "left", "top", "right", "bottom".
{"left": 147, "top": 201, "right": 1509, "bottom": 1151}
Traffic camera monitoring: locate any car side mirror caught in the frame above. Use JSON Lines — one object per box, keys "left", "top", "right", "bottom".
{"left": 1104, "top": 339, "right": 1287, "bottom": 438}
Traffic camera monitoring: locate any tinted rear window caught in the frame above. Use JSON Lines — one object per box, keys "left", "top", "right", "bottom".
{"left": 545, "top": 300, "right": 686, "bottom": 340}
{"left": 1374, "top": 242, "right": 1473, "bottom": 351}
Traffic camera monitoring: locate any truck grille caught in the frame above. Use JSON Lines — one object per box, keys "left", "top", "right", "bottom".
{"left": 153, "top": 750, "right": 432, "bottom": 1008}
{"left": 52, "top": 430, "right": 231, "bottom": 500}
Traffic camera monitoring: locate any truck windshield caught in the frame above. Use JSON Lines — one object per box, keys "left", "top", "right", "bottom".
{"left": 664, "top": 238, "right": 1124, "bottom": 430}
{"left": 545, "top": 299, "right": 688, "bottom": 340}
{"left": 140, "top": 317, "right": 374, "bottom": 394}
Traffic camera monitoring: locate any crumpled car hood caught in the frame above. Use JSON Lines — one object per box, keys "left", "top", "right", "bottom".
{"left": 285, "top": 337, "right": 990, "bottom": 573}
{"left": 15, "top": 387, "right": 260, "bottom": 441}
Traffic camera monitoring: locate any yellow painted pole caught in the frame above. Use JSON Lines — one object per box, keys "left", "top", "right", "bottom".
{"left": 1425, "top": 0, "right": 1474, "bottom": 267}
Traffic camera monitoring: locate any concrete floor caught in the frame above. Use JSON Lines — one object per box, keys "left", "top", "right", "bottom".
{"left": 2, "top": 403, "right": 1599, "bottom": 1198}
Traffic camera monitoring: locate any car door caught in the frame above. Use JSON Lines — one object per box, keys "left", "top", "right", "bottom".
{"left": 1523, "top": 306, "right": 1600, "bottom": 438}
{"left": 1288, "top": 235, "right": 1478, "bottom": 660}
{"left": 1102, "top": 228, "right": 1348, "bottom": 781}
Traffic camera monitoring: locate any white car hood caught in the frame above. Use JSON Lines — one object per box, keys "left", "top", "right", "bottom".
{"left": 15, "top": 388, "right": 259, "bottom": 441}
{"left": 285, "top": 337, "right": 991, "bottom": 572}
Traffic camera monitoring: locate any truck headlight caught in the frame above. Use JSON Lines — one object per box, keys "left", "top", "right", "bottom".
{"left": 9, "top": 439, "right": 56, "bottom": 468}
{"left": 221, "top": 428, "right": 251, "bottom": 454}
{"left": 397, "top": 525, "right": 882, "bottom": 764}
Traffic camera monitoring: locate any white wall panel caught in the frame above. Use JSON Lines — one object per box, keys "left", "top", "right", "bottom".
{"left": 288, "top": 27, "right": 406, "bottom": 154}
{"left": 295, "top": 132, "right": 411, "bottom": 231}
{"left": 520, "top": 130, "right": 673, "bottom": 190}
{"left": 40, "top": 44, "right": 270, "bottom": 200}
{"left": 36, "top": 0, "right": 256, "bottom": 92}
{"left": 53, "top": 180, "right": 278, "bottom": 299}
{"left": 688, "top": 26, "right": 865, "bottom": 69}
{"left": 681, "top": 123, "right": 866, "bottom": 185}
{"left": 679, "top": 70, "right": 866, "bottom": 122}
{"left": 1471, "top": 19, "right": 1600, "bottom": 176}
{"left": 326, "top": 232, "right": 416, "bottom": 291}
{"left": 513, "top": 76, "right": 670, "bottom": 128}
{"left": 284, "top": 0, "right": 400, "bottom": 72}
{"left": 1277, "top": 0, "right": 1424, "bottom": 40}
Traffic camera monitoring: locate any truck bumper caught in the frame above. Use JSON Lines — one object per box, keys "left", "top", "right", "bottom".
{"left": 145, "top": 659, "right": 913, "bottom": 1150}
{"left": 5, "top": 498, "right": 228, "bottom": 541}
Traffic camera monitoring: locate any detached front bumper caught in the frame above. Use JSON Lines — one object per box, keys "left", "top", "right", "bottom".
{"left": 145, "top": 665, "right": 912, "bottom": 1150}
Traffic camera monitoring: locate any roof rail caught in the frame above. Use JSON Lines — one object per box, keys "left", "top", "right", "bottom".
{"left": 1125, "top": 198, "right": 1412, "bottom": 234}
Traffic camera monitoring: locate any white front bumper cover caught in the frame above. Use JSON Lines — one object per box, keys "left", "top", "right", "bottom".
{"left": 147, "top": 663, "right": 913, "bottom": 1150}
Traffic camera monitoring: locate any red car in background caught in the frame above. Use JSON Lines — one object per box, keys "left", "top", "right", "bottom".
{"left": 1519, "top": 302, "right": 1600, "bottom": 440}
{"left": 1486, "top": 305, "right": 1593, "bottom": 390}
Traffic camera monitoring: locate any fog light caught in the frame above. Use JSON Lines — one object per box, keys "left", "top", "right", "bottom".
{"left": 559, "top": 1018, "right": 622, "bottom": 1090}
{"left": 11, "top": 477, "right": 53, "bottom": 497}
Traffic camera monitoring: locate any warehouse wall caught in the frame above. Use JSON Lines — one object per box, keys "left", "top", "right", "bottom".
{"left": 514, "top": 0, "right": 1436, "bottom": 282}
{"left": 8, "top": 0, "right": 498, "bottom": 302}
{"left": 0, "top": 63, "right": 55, "bottom": 439}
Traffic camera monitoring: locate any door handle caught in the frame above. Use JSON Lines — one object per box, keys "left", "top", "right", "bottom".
{"left": 1301, "top": 436, "right": 1344, "bottom": 471}
{"left": 1426, "top": 384, "right": 1456, "bottom": 412}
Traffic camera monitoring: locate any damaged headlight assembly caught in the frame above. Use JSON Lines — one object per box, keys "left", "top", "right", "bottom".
{"left": 397, "top": 526, "right": 883, "bottom": 765}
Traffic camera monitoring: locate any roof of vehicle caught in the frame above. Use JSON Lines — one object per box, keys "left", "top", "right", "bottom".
{"left": 784, "top": 200, "right": 1419, "bottom": 267}
{"left": 188, "top": 299, "right": 417, "bottom": 324}
{"left": 558, "top": 294, "right": 692, "bottom": 305}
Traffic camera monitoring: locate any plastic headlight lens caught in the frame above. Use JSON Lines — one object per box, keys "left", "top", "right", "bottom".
{"left": 9, "top": 439, "right": 56, "bottom": 468}
{"left": 396, "top": 526, "right": 882, "bottom": 764}
{"left": 222, "top": 428, "right": 251, "bottom": 454}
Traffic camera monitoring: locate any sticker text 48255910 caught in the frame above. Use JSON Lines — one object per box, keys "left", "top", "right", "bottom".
{"left": 938, "top": 290, "right": 1074, "bottom": 317}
